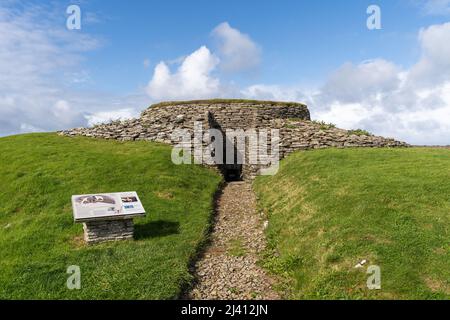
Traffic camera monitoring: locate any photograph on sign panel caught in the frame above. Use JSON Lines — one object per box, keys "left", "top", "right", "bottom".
{"left": 121, "top": 196, "right": 138, "bottom": 203}
{"left": 74, "top": 194, "right": 122, "bottom": 217}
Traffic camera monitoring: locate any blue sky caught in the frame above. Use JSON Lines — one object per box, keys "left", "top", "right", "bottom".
{"left": 1, "top": 0, "right": 450, "bottom": 144}
{"left": 76, "top": 0, "right": 445, "bottom": 91}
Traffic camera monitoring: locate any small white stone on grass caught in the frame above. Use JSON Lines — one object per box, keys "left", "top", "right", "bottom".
{"left": 354, "top": 259, "right": 368, "bottom": 268}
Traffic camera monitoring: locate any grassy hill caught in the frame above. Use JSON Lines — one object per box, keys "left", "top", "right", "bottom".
{"left": 1, "top": 134, "right": 448, "bottom": 300}
{"left": 254, "top": 148, "right": 450, "bottom": 300}
{"left": 0, "top": 133, "right": 222, "bottom": 299}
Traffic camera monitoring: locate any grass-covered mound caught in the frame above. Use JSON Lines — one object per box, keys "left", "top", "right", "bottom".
{"left": 255, "top": 148, "right": 449, "bottom": 300}
{"left": 0, "top": 133, "right": 222, "bottom": 299}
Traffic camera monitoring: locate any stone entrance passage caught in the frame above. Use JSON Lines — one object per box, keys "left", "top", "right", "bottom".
{"left": 186, "top": 182, "right": 279, "bottom": 300}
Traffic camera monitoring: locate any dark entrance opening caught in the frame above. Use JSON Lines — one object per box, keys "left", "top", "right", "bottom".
{"left": 222, "top": 135, "right": 243, "bottom": 182}
{"left": 208, "top": 112, "right": 244, "bottom": 181}
{"left": 224, "top": 164, "right": 242, "bottom": 182}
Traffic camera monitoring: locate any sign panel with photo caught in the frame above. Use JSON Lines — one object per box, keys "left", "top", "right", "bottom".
{"left": 72, "top": 191, "right": 146, "bottom": 222}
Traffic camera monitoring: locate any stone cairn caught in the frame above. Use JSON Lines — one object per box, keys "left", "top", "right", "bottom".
{"left": 60, "top": 100, "right": 408, "bottom": 180}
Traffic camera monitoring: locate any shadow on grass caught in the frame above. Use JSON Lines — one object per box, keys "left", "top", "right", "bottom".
{"left": 134, "top": 220, "right": 180, "bottom": 240}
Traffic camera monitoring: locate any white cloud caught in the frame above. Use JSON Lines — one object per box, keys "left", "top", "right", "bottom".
{"left": 307, "top": 22, "right": 450, "bottom": 145}
{"left": 145, "top": 22, "right": 262, "bottom": 101}
{"left": 146, "top": 46, "right": 222, "bottom": 100}
{"left": 318, "top": 59, "right": 401, "bottom": 105}
{"left": 408, "top": 22, "right": 450, "bottom": 86}
{"left": 211, "top": 22, "right": 261, "bottom": 73}
{"left": 0, "top": 2, "right": 147, "bottom": 137}
{"left": 3, "top": 3, "right": 449, "bottom": 146}
{"left": 422, "top": 0, "right": 450, "bottom": 15}
{"left": 315, "top": 91, "right": 450, "bottom": 146}
{"left": 242, "top": 22, "right": 450, "bottom": 145}
{"left": 144, "top": 18, "right": 450, "bottom": 145}
{"left": 52, "top": 100, "right": 86, "bottom": 127}
{"left": 85, "top": 108, "right": 139, "bottom": 126}
{"left": 242, "top": 84, "right": 309, "bottom": 102}
{"left": 19, "top": 123, "right": 45, "bottom": 133}
{"left": 0, "top": 3, "right": 91, "bottom": 135}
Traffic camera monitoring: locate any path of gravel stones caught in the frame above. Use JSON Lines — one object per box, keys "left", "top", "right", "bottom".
{"left": 186, "top": 182, "right": 279, "bottom": 300}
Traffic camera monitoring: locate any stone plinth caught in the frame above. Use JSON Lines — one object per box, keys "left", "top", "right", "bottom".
{"left": 83, "top": 219, "right": 134, "bottom": 244}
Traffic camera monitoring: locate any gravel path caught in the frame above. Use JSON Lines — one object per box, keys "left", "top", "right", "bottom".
{"left": 186, "top": 182, "right": 280, "bottom": 300}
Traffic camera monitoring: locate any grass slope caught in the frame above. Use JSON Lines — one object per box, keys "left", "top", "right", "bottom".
{"left": 0, "top": 133, "right": 222, "bottom": 299}
{"left": 254, "top": 148, "right": 450, "bottom": 300}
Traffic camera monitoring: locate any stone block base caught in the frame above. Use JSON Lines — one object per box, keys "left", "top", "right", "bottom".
{"left": 83, "top": 219, "right": 134, "bottom": 244}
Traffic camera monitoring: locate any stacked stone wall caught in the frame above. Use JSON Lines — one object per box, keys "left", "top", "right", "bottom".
{"left": 60, "top": 100, "right": 407, "bottom": 180}
{"left": 83, "top": 219, "right": 134, "bottom": 244}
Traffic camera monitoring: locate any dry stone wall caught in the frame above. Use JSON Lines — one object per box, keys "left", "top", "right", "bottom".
{"left": 83, "top": 219, "right": 134, "bottom": 244}
{"left": 61, "top": 101, "right": 310, "bottom": 143}
{"left": 60, "top": 100, "right": 408, "bottom": 180}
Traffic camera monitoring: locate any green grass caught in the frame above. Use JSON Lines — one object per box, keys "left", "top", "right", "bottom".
{"left": 254, "top": 148, "right": 450, "bottom": 300}
{"left": 0, "top": 133, "right": 222, "bottom": 299}
{"left": 348, "top": 129, "right": 373, "bottom": 136}
{"left": 310, "top": 120, "right": 336, "bottom": 130}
